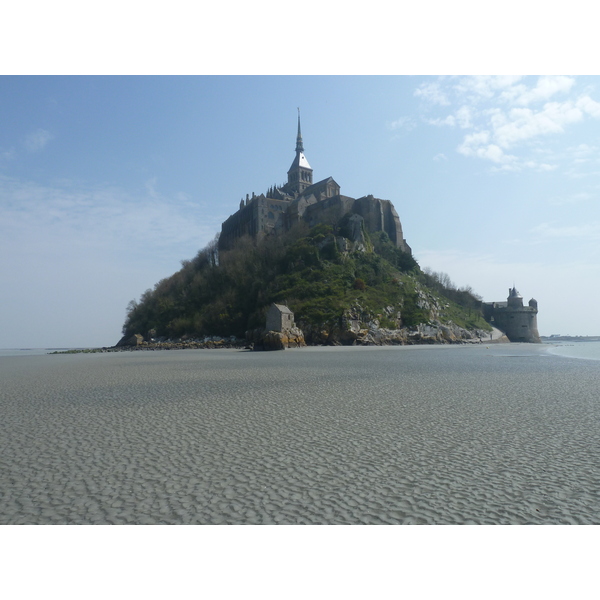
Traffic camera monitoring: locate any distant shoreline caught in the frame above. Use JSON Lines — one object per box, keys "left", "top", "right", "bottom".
{"left": 540, "top": 335, "right": 600, "bottom": 342}
{"left": 3, "top": 335, "right": 598, "bottom": 358}
{"left": 49, "top": 337, "right": 506, "bottom": 355}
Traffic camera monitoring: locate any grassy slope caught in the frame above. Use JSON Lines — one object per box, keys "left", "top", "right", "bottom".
{"left": 122, "top": 222, "right": 490, "bottom": 342}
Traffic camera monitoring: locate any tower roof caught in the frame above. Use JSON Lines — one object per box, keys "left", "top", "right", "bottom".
{"left": 509, "top": 286, "right": 522, "bottom": 298}
{"left": 288, "top": 108, "right": 312, "bottom": 172}
{"left": 295, "top": 108, "right": 304, "bottom": 153}
{"left": 288, "top": 151, "right": 312, "bottom": 172}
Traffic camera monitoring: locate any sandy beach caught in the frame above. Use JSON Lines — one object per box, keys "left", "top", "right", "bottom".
{"left": 1, "top": 343, "right": 599, "bottom": 524}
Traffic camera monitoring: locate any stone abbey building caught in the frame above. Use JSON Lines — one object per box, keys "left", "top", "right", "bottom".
{"left": 219, "top": 112, "right": 411, "bottom": 254}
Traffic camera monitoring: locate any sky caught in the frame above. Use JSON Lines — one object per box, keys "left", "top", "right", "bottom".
{"left": 1, "top": 74, "right": 600, "bottom": 347}
{"left": 2, "top": 2, "right": 599, "bottom": 348}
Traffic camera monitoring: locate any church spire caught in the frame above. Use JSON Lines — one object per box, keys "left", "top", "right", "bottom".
{"left": 295, "top": 107, "right": 304, "bottom": 153}
{"left": 287, "top": 108, "right": 312, "bottom": 194}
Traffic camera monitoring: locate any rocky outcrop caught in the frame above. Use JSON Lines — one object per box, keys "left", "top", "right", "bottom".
{"left": 111, "top": 320, "right": 496, "bottom": 351}
{"left": 246, "top": 327, "right": 306, "bottom": 351}
{"left": 353, "top": 195, "right": 410, "bottom": 253}
{"left": 302, "top": 320, "right": 490, "bottom": 346}
{"left": 296, "top": 297, "right": 497, "bottom": 347}
{"left": 346, "top": 214, "right": 369, "bottom": 253}
{"left": 116, "top": 333, "right": 144, "bottom": 347}
{"left": 111, "top": 335, "right": 246, "bottom": 351}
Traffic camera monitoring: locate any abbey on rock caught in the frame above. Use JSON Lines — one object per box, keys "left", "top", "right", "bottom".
{"left": 219, "top": 111, "right": 411, "bottom": 255}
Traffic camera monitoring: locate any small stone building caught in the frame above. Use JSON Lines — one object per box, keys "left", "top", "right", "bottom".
{"left": 266, "top": 304, "right": 295, "bottom": 332}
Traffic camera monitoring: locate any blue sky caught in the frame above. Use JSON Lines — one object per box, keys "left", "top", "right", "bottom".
{"left": 2, "top": 74, "right": 599, "bottom": 347}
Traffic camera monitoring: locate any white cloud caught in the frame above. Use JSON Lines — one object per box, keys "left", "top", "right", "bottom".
{"left": 427, "top": 115, "right": 456, "bottom": 127}
{"left": 507, "top": 75, "right": 575, "bottom": 106}
{"left": 427, "top": 106, "right": 472, "bottom": 129}
{"left": 418, "top": 76, "right": 600, "bottom": 171}
{"left": 576, "top": 94, "right": 600, "bottom": 118}
{"left": 458, "top": 131, "right": 518, "bottom": 166}
{"left": 453, "top": 75, "right": 523, "bottom": 101}
{"left": 414, "top": 81, "right": 450, "bottom": 106}
{"left": 476, "top": 144, "right": 509, "bottom": 164}
{"left": 433, "top": 153, "right": 447, "bottom": 161}
{"left": 456, "top": 99, "right": 596, "bottom": 170}
{"left": 23, "top": 128, "right": 53, "bottom": 152}
{"left": 455, "top": 105, "right": 472, "bottom": 128}
{"left": 456, "top": 75, "right": 572, "bottom": 106}
{"left": 387, "top": 116, "right": 417, "bottom": 131}
{"left": 492, "top": 102, "right": 584, "bottom": 149}
{"left": 529, "top": 162, "right": 556, "bottom": 172}
{"left": 459, "top": 130, "right": 490, "bottom": 149}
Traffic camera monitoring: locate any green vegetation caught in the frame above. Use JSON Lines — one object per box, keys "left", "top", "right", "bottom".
{"left": 122, "top": 220, "right": 490, "bottom": 342}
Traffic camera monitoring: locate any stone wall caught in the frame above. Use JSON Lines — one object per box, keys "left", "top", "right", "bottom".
{"left": 302, "top": 195, "right": 356, "bottom": 229}
{"left": 491, "top": 307, "right": 541, "bottom": 343}
{"left": 221, "top": 191, "right": 412, "bottom": 255}
{"left": 353, "top": 195, "right": 411, "bottom": 253}
{"left": 220, "top": 195, "right": 291, "bottom": 251}
{"left": 302, "top": 194, "right": 410, "bottom": 252}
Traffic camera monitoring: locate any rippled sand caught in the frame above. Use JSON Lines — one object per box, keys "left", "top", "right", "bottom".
{"left": 1, "top": 344, "right": 599, "bottom": 524}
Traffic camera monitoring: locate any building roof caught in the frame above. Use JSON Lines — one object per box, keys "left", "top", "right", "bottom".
{"left": 272, "top": 303, "right": 293, "bottom": 314}
{"left": 298, "top": 176, "right": 339, "bottom": 199}
{"left": 288, "top": 109, "right": 312, "bottom": 173}
{"left": 509, "top": 287, "right": 522, "bottom": 298}
{"left": 288, "top": 151, "right": 312, "bottom": 172}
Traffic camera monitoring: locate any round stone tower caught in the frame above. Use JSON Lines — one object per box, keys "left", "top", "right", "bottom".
{"left": 495, "top": 287, "right": 541, "bottom": 343}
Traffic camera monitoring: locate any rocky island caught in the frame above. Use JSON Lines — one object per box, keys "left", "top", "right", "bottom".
{"left": 116, "top": 114, "right": 536, "bottom": 351}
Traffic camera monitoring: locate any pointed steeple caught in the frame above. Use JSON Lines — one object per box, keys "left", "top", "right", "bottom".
{"left": 295, "top": 108, "right": 304, "bottom": 153}
{"left": 287, "top": 108, "right": 313, "bottom": 194}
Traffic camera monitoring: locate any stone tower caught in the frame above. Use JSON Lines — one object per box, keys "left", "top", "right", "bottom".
{"left": 483, "top": 287, "right": 541, "bottom": 343}
{"left": 507, "top": 286, "right": 524, "bottom": 308}
{"left": 286, "top": 109, "right": 313, "bottom": 194}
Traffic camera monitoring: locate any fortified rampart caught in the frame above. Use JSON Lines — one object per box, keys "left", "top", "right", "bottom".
{"left": 219, "top": 113, "right": 411, "bottom": 254}
{"left": 220, "top": 193, "right": 290, "bottom": 248}
{"left": 483, "top": 288, "right": 541, "bottom": 343}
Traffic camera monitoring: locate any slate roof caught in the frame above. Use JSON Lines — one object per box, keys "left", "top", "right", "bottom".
{"left": 509, "top": 287, "right": 522, "bottom": 298}
{"left": 297, "top": 176, "right": 339, "bottom": 199}
{"left": 272, "top": 303, "right": 293, "bottom": 314}
{"left": 288, "top": 151, "right": 312, "bottom": 172}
